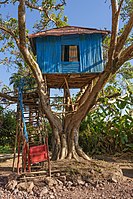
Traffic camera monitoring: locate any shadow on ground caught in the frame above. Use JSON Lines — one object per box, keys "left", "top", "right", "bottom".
{"left": 122, "top": 168, "right": 133, "bottom": 178}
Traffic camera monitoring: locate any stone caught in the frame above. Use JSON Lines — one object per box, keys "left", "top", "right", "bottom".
{"left": 13, "top": 188, "right": 19, "bottom": 194}
{"left": 57, "top": 193, "right": 63, "bottom": 197}
{"left": 6, "top": 180, "right": 18, "bottom": 190}
{"left": 59, "top": 175, "right": 66, "bottom": 182}
{"left": 58, "top": 185, "right": 63, "bottom": 190}
{"left": 108, "top": 174, "right": 118, "bottom": 183}
{"left": 40, "top": 187, "right": 48, "bottom": 197}
{"left": 67, "top": 181, "right": 73, "bottom": 187}
{"left": 17, "top": 182, "right": 28, "bottom": 191}
{"left": 82, "top": 175, "right": 90, "bottom": 183}
{"left": 85, "top": 183, "right": 89, "bottom": 187}
{"left": 111, "top": 176, "right": 117, "bottom": 183}
{"left": 50, "top": 186, "right": 56, "bottom": 193}
{"left": 27, "top": 182, "right": 34, "bottom": 193}
{"left": 56, "top": 179, "right": 63, "bottom": 186}
{"left": 70, "top": 187, "right": 75, "bottom": 191}
{"left": 7, "top": 173, "right": 17, "bottom": 181}
{"left": 50, "top": 195, "right": 55, "bottom": 199}
{"left": 55, "top": 173, "right": 60, "bottom": 177}
{"left": 17, "top": 181, "right": 34, "bottom": 192}
{"left": 112, "top": 196, "right": 115, "bottom": 198}
{"left": 44, "top": 177, "right": 57, "bottom": 186}
{"left": 77, "top": 179, "right": 85, "bottom": 185}
{"left": 90, "top": 169, "right": 95, "bottom": 175}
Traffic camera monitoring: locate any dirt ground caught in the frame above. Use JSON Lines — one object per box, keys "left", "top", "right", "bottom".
{"left": 0, "top": 153, "right": 133, "bottom": 199}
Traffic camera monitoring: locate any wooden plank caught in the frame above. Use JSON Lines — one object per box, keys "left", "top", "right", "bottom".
{"left": 19, "top": 169, "right": 61, "bottom": 179}
{"left": 44, "top": 73, "right": 99, "bottom": 88}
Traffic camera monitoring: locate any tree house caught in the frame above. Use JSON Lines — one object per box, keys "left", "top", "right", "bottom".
{"left": 29, "top": 26, "right": 109, "bottom": 88}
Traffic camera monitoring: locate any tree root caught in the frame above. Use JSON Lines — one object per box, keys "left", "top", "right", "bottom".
{"left": 76, "top": 145, "right": 91, "bottom": 161}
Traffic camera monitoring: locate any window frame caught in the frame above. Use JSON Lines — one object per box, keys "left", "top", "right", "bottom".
{"left": 61, "top": 45, "right": 80, "bottom": 62}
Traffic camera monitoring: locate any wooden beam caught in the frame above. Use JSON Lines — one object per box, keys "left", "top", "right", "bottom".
{"left": 64, "top": 77, "right": 74, "bottom": 112}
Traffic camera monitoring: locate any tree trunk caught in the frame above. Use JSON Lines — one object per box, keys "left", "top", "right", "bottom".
{"left": 49, "top": 116, "right": 91, "bottom": 161}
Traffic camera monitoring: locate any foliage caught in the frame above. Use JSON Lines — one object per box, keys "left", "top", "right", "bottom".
{"left": 0, "top": 0, "right": 133, "bottom": 160}
{"left": 0, "top": 107, "right": 16, "bottom": 148}
{"left": 0, "top": 145, "right": 12, "bottom": 154}
{"left": 120, "top": 0, "right": 133, "bottom": 21}
{"left": 0, "top": 0, "right": 68, "bottom": 73}
{"left": 10, "top": 69, "right": 36, "bottom": 90}
{"left": 79, "top": 82, "right": 133, "bottom": 155}
{"left": 31, "top": 0, "right": 68, "bottom": 30}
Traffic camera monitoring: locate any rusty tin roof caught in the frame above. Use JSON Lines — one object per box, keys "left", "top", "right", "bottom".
{"left": 28, "top": 26, "right": 110, "bottom": 38}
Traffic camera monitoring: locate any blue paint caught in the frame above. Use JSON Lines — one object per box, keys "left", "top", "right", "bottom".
{"left": 18, "top": 79, "right": 28, "bottom": 143}
{"left": 61, "top": 62, "right": 80, "bottom": 73}
{"left": 36, "top": 36, "right": 61, "bottom": 73}
{"left": 79, "top": 34, "right": 103, "bottom": 73}
{"left": 35, "top": 34, "right": 104, "bottom": 74}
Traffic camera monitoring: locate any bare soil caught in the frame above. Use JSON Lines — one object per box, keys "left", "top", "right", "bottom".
{"left": 0, "top": 153, "right": 133, "bottom": 199}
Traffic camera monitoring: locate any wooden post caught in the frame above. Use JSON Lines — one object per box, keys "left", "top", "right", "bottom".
{"left": 17, "top": 112, "right": 22, "bottom": 175}
{"left": 12, "top": 105, "right": 19, "bottom": 172}
{"left": 46, "top": 136, "right": 51, "bottom": 177}
{"left": 27, "top": 142, "right": 31, "bottom": 172}
{"left": 22, "top": 139, "right": 27, "bottom": 172}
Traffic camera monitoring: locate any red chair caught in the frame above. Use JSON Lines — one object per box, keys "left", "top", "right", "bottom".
{"left": 29, "top": 144, "right": 48, "bottom": 164}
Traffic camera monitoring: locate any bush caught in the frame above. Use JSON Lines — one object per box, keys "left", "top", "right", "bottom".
{"left": 0, "top": 108, "right": 16, "bottom": 148}
{"left": 79, "top": 92, "right": 133, "bottom": 155}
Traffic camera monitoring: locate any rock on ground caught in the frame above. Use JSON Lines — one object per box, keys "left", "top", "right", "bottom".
{"left": 0, "top": 176, "right": 133, "bottom": 199}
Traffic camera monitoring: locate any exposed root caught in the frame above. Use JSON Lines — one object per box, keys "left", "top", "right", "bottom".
{"left": 51, "top": 145, "right": 61, "bottom": 161}
{"left": 66, "top": 153, "right": 72, "bottom": 160}
{"left": 76, "top": 145, "right": 91, "bottom": 161}
{"left": 60, "top": 147, "right": 67, "bottom": 160}
{"left": 72, "top": 150, "right": 80, "bottom": 162}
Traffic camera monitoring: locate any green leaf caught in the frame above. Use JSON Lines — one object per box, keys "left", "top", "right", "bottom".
{"left": 117, "top": 100, "right": 127, "bottom": 109}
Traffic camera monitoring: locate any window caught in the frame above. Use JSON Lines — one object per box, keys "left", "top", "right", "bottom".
{"left": 61, "top": 45, "right": 80, "bottom": 62}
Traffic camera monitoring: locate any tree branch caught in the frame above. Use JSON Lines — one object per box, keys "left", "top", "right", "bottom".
{"left": 114, "top": 44, "right": 133, "bottom": 72}
{"left": 65, "top": 70, "right": 112, "bottom": 128}
{"left": 25, "top": 0, "right": 66, "bottom": 11}
{"left": 118, "top": 0, "right": 124, "bottom": 14}
{"left": 18, "top": 0, "right": 26, "bottom": 47}
{"left": 115, "top": 11, "right": 133, "bottom": 57}
{"left": 20, "top": 1, "right": 56, "bottom": 32}
{"left": 71, "top": 1, "right": 122, "bottom": 121}
{"left": 25, "top": 1, "right": 44, "bottom": 11}
{"left": 97, "top": 92, "right": 121, "bottom": 103}
{"left": 0, "top": 92, "right": 38, "bottom": 104}
{"left": 51, "top": 0, "right": 66, "bottom": 9}
{"left": 0, "top": 25, "right": 19, "bottom": 44}
{"left": 0, "top": 92, "right": 17, "bottom": 102}
{"left": 90, "top": 92, "right": 128, "bottom": 112}
{"left": 24, "top": 0, "right": 66, "bottom": 26}
{"left": 119, "top": 43, "right": 133, "bottom": 59}
{"left": 107, "top": 0, "right": 119, "bottom": 66}
{"left": 0, "top": 0, "right": 8, "bottom": 4}
{"left": 17, "top": 0, "right": 62, "bottom": 130}
{"left": 17, "top": 0, "right": 43, "bottom": 83}
{"left": 75, "top": 77, "right": 99, "bottom": 110}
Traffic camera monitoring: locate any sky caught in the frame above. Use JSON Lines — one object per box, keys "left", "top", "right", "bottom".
{"left": 0, "top": 0, "right": 111, "bottom": 88}
{"left": 0, "top": 2, "right": 131, "bottom": 119}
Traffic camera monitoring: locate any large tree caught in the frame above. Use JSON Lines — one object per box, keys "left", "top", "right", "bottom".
{"left": 0, "top": 0, "right": 133, "bottom": 160}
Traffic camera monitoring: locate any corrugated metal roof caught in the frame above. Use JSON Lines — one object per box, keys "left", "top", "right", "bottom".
{"left": 28, "top": 26, "right": 110, "bottom": 38}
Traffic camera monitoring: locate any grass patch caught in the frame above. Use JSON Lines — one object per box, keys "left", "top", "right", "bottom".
{"left": 0, "top": 145, "right": 13, "bottom": 154}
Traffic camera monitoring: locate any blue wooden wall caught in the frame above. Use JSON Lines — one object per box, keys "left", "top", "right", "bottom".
{"left": 36, "top": 34, "right": 104, "bottom": 74}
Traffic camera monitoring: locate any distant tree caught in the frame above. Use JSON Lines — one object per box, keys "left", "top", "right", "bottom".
{"left": 0, "top": 0, "right": 133, "bottom": 160}
{"left": 0, "top": 105, "right": 4, "bottom": 128}
{"left": 0, "top": 108, "right": 16, "bottom": 147}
